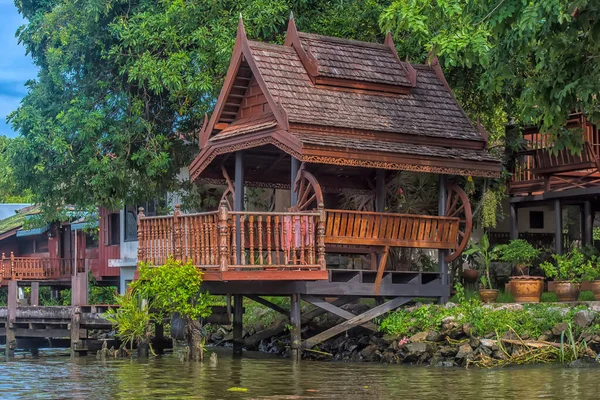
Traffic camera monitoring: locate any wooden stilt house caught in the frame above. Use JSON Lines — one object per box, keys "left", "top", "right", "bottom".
{"left": 137, "top": 16, "right": 501, "bottom": 358}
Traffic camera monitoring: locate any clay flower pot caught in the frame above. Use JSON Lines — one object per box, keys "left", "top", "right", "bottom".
{"left": 462, "top": 269, "right": 479, "bottom": 283}
{"left": 479, "top": 289, "right": 499, "bottom": 303}
{"left": 591, "top": 281, "right": 600, "bottom": 301}
{"left": 554, "top": 281, "right": 580, "bottom": 302}
{"left": 510, "top": 276, "right": 544, "bottom": 303}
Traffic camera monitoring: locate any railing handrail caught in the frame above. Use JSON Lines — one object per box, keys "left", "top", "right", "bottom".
{"left": 325, "top": 209, "right": 460, "bottom": 221}
{"left": 140, "top": 210, "right": 219, "bottom": 220}
{"left": 230, "top": 210, "right": 321, "bottom": 217}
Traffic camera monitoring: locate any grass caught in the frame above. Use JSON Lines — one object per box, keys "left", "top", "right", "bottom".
{"left": 449, "top": 289, "right": 514, "bottom": 304}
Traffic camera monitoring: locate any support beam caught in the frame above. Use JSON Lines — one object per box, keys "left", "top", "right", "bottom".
{"left": 302, "top": 295, "right": 378, "bottom": 331}
{"left": 289, "top": 293, "right": 301, "bottom": 361}
{"left": 302, "top": 296, "right": 412, "bottom": 349}
{"left": 583, "top": 200, "right": 593, "bottom": 246}
{"left": 555, "top": 199, "right": 563, "bottom": 255}
{"left": 375, "top": 169, "right": 385, "bottom": 212}
{"left": 510, "top": 203, "right": 518, "bottom": 240}
{"left": 6, "top": 280, "right": 17, "bottom": 359}
{"left": 233, "top": 294, "right": 244, "bottom": 356}
{"left": 290, "top": 157, "right": 300, "bottom": 207}
{"left": 234, "top": 151, "right": 245, "bottom": 264}
{"left": 438, "top": 175, "right": 448, "bottom": 302}
{"left": 246, "top": 295, "right": 289, "bottom": 317}
{"left": 30, "top": 282, "right": 39, "bottom": 307}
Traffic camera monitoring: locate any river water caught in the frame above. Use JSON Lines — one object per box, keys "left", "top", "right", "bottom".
{"left": 1, "top": 349, "right": 600, "bottom": 399}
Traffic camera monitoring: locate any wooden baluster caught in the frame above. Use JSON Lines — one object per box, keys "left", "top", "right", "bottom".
{"left": 137, "top": 207, "right": 146, "bottom": 263}
{"left": 291, "top": 215, "right": 298, "bottom": 266}
{"left": 299, "top": 215, "right": 305, "bottom": 266}
{"left": 317, "top": 206, "right": 326, "bottom": 270}
{"left": 231, "top": 214, "right": 237, "bottom": 264}
{"left": 248, "top": 215, "right": 255, "bottom": 265}
{"left": 10, "top": 252, "right": 15, "bottom": 280}
{"left": 218, "top": 200, "right": 230, "bottom": 272}
{"left": 266, "top": 216, "right": 272, "bottom": 266}
{"left": 239, "top": 215, "right": 246, "bottom": 265}
{"left": 257, "top": 216, "right": 263, "bottom": 266}
{"left": 202, "top": 215, "right": 209, "bottom": 265}
{"left": 282, "top": 215, "right": 288, "bottom": 265}
{"left": 211, "top": 214, "right": 218, "bottom": 265}
{"left": 274, "top": 215, "right": 280, "bottom": 265}
{"left": 173, "top": 205, "right": 182, "bottom": 261}
{"left": 1, "top": 253, "right": 4, "bottom": 279}
{"left": 307, "top": 216, "right": 314, "bottom": 265}
{"left": 193, "top": 216, "right": 200, "bottom": 265}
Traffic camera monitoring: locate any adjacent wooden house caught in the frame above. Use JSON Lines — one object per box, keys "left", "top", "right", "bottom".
{"left": 136, "top": 17, "right": 501, "bottom": 358}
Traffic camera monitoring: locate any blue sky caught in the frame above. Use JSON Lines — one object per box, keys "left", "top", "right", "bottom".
{"left": 0, "top": 0, "right": 37, "bottom": 138}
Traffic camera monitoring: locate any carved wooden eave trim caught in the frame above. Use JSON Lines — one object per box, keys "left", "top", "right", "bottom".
{"left": 299, "top": 146, "right": 501, "bottom": 178}
{"left": 198, "top": 177, "right": 372, "bottom": 195}
{"left": 384, "top": 32, "right": 417, "bottom": 88}
{"left": 190, "top": 130, "right": 303, "bottom": 182}
{"left": 288, "top": 122, "right": 487, "bottom": 150}
{"left": 284, "top": 15, "right": 319, "bottom": 79}
{"left": 199, "top": 17, "right": 290, "bottom": 148}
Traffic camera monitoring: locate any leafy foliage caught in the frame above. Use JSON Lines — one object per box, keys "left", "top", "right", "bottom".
{"left": 495, "top": 239, "right": 541, "bottom": 266}
{"left": 540, "top": 247, "right": 598, "bottom": 283}
{"left": 464, "top": 234, "right": 497, "bottom": 289}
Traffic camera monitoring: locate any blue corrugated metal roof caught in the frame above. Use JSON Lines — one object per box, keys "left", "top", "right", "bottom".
{"left": 16, "top": 224, "right": 50, "bottom": 237}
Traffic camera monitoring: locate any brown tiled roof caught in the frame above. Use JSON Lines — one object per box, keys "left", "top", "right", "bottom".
{"left": 298, "top": 32, "right": 412, "bottom": 87}
{"left": 211, "top": 113, "right": 278, "bottom": 141}
{"left": 294, "top": 132, "right": 499, "bottom": 163}
{"left": 247, "top": 40, "right": 483, "bottom": 142}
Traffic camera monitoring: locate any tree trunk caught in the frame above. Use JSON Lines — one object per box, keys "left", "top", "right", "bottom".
{"left": 184, "top": 317, "right": 204, "bottom": 361}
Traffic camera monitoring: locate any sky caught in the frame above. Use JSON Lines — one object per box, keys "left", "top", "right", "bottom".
{"left": 0, "top": 0, "right": 37, "bottom": 138}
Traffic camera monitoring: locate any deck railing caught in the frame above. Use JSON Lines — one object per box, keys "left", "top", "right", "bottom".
{"left": 137, "top": 202, "right": 326, "bottom": 271}
{"left": 0, "top": 255, "right": 86, "bottom": 281}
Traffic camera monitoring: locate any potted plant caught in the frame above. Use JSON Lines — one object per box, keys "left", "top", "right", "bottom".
{"left": 495, "top": 239, "right": 542, "bottom": 303}
{"left": 539, "top": 247, "right": 596, "bottom": 302}
{"left": 464, "top": 234, "right": 498, "bottom": 303}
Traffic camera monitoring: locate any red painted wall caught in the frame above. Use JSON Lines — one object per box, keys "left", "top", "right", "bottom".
{"left": 96, "top": 207, "right": 120, "bottom": 280}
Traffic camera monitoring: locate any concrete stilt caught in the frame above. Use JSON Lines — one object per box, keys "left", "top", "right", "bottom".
{"left": 6, "top": 280, "right": 17, "bottom": 360}
{"left": 289, "top": 293, "right": 301, "bottom": 361}
{"left": 30, "top": 282, "right": 39, "bottom": 307}
{"left": 233, "top": 294, "right": 244, "bottom": 356}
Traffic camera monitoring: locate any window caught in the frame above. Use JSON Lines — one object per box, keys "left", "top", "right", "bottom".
{"left": 18, "top": 239, "right": 34, "bottom": 254}
{"left": 109, "top": 213, "right": 120, "bottom": 245}
{"left": 86, "top": 232, "right": 99, "bottom": 248}
{"left": 17, "top": 236, "right": 48, "bottom": 254}
{"left": 124, "top": 205, "right": 138, "bottom": 242}
{"left": 530, "top": 211, "right": 544, "bottom": 229}
{"left": 36, "top": 236, "right": 49, "bottom": 253}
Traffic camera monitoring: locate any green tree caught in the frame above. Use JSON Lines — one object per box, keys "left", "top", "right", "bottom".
{"left": 0, "top": 136, "right": 33, "bottom": 203}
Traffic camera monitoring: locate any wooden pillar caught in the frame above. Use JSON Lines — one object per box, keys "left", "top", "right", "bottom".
{"left": 234, "top": 151, "right": 245, "bottom": 265}
{"left": 555, "top": 199, "right": 563, "bottom": 255}
{"left": 233, "top": 294, "right": 244, "bottom": 356}
{"left": 6, "top": 280, "right": 17, "bottom": 359}
{"left": 289, "top": 293, "right": 302, "bottom": 362}
{"left": 583, "top": 200, "right": 593, "bottom": 246}
{"left": 375, "top": 169, "right": 385, "bottom": 212}
{"left": 438, "top": 175, "right": 448, "bottom": 302}
{"left": 510, "top": 203, "right": 518, "bottom": 240}
{"left": 71, "top": 273, "right": 88, "bottom": 306}
{"left": 70, "top": 306, "right": 82, "bottom": 357}
{"left": 290, "top": 157, "right": 300, "bottom": 207}
{"left": 30, "top": 282, "right": 39, "bottom": 307}
{"left": 154, "top": 321, "right": 165, "bottom": 355}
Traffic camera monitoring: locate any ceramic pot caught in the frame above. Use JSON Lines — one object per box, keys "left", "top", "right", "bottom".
{"left": 479, "top": 289, "right": 499, "bottom": 303}
{"left": 510, "top": 276, "right": 544, "bottom": 303}
{"left": 591, "top": 281, "right": 600, "bottom": 301}
{"left": 554, "top": 281, "right": 580, "bottom": 302}
{"left": 463, "top": 269, "right": 479, "bottom": 283}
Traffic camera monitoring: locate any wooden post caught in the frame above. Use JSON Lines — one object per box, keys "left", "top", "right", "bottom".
{"left": 218, "top": 200, "right": 230, "bottom": 272}
{"left": 233, "top": 294, "right": 243, "bottom": 356}
{"left": 173, "top": 204, "right": 182, "bottom": 261}
{"left": 289, "top": 293, "right": 302, "bottom": 362}
{"left": 6, "top": 280, "right": 17, "bottom": 359}
{"left": 583, "top": 200, "right": 593, "bottom": 246}
{"left": 234, "top": 151, "right": 245, "bottom": 264}
{"left": 438, "top": 175, "right": 449, "bottom": 303}
{"left": 154, "top": 321, "right": 165, "bottom": 355}
{"left": 137, "top": 207, "right": 146, "bottom": 263}
{"left": 555, "top": 199, "right": 563, "bottom": 255}
{"left": 510, "top": 203, "right": 518, "bottom": 240}
{"left": 290, "top": 157, "right": 300, "bottom": 207}
{"left": 70, "top": 306, "right": 82, "bottom": 357}
{"left": 317, "top": 204, "right": 326, "bottom": 270}
{"left": 30, "top": 282, "right": 39, "bottom": 307}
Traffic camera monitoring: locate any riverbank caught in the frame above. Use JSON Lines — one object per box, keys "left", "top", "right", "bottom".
{"left": 212, "top": 299, "right": 600, "bottom": 368}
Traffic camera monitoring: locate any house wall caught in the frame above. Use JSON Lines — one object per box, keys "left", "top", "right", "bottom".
{"left": 98, "top": 207, "right": 121, "bottom": 281}
{"left": 491, "top": 200, "right": 556, "bottom": 234}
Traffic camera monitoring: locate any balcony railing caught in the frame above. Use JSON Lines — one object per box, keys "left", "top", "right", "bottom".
{"left": 137, "top": 203, "right": 326, "bottom": 272}
{"left": 0, "top": 255, "right": 86, "bottom": 281}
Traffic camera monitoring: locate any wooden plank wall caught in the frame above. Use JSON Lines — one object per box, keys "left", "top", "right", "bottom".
{"left": 96, "top": 207, "right": 120, "bottom": 280}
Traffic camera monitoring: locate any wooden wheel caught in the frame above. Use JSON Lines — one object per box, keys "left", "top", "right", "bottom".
{"left": 290, "top": 164, "right": 324, "bottom": 211}
{"left": 444, "top": 183, "right": 472, "bottom": 262}
{"left": 220, "top": 166, "right": 235, "bottom": 210}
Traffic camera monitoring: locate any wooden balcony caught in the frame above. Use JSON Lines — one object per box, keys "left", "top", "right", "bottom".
{"left": 137, "top": 202, "right": 464, "bottom": 282}
{"left": 0, "top": 255, "right": 86, "bottom": 282}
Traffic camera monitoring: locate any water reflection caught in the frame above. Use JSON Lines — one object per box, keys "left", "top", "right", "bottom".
{"left": 1, "top": 349, "right": 600, "bottom": 399}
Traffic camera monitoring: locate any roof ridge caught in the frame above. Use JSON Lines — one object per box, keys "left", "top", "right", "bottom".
{"left": 298, "top": 32, "right": 389, "bottom": 51}
{"left": 247, "top": 40, "right": 293, "bottom": 51}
